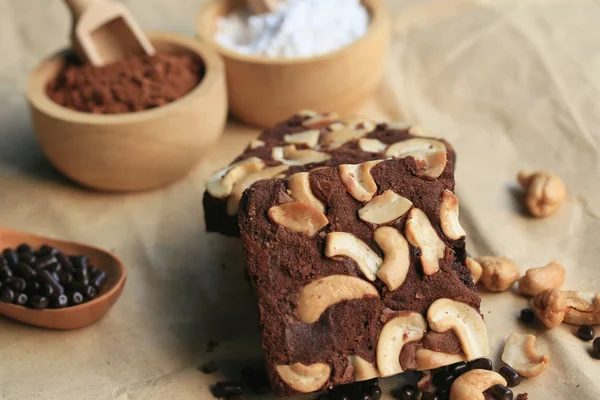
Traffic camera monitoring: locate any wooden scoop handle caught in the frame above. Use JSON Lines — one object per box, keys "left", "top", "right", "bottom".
{"left": 64, "top": 0, "right": 100, "bottom": 18}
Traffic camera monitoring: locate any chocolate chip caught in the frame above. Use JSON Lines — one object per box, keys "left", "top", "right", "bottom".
{"left": 56, "top": 252, "right": 75, "bottom": 273}
{"left": 468, "top": 358, "right": 493, "bottom": 371}
{"left": 17, "top": 243, "right": 35, "bottom": 254}
{"left": 42, "top": 283, "right": 56, "bottom": 298}
{"left": 38, "top": 245, "right": 58, "bottom": 256}
{"left": 212, "top": 382, "right": 243, "bottom": 398}
{"left": 199, "top": 360, "right": 218, "bottom": 374}
{"left": 0, "top": 265, "right": 12, "bottom": 280}
{"left": 3, "top": 249, "right": 19, "bottom": 266}
{"left": 38, "top": 269, "right": 64, "bottom": 296}
{"left": 499, "top": 365, "right": 521, "bottom": 387}
{"left": 519, "top": 309, "right": 535, "bottom": 323}
{"left": 25, "top": 280, "right": 40, "bottom": 295}
{"left": 14, "top": 293, "right": 28, "bottom": 306}
{"left": 433, "top": 370, "right": 455, "bottom": 388}
{"left": 593, "top": 338, "right": 600, "bottom": 359}
{"left": 489, "top": 384, "right": 513, "bottom": 400}
{"left": 421, "top": 393, "right": 440, "bottom": 400}
{"left": 19, "top": 252, "right": 36, "bottom": 265}
{"left": 90, "top": 270, "right": 107, "bottom": 290}
{"left": 52, "top": 294, "right": 69, "bottom": 308}
{"left": 241, "top": 366, "right": 270, "bottom": 395}
{"left": 34, "top": 254, "right": 58, "bottom": 269}
{"left": 60, "top": 272, "right": 74, "bottom": 286}
{"left": 9, "top": 277, "right": 27, "bottom": 292}
{"left": 70, "top": 282, "right": 97, "bottom": 299}
{"left": 68, "top": 291, "right": 84, "bottom": 306}
{"left": 360, "top": 379, "right": 379, "bottom": 389}
{"left": 448, "top": 361, "right": 468, "bottom": 377}
{"left": 29, "top": 295, "right": 49, "bottom": 310}
{"left": 395, "top": 385, "right": 416, "bottom": 400}
{"left": 13, "top": 262, "right": 36, "bottom": 280}
{"left": 576, "top": 325, "right": 595, "bottom": 341}
{"left": 1, "top": 287, "right": 15, "bottom": 303}
{"left": 367, "top": 385, "right": 382, "bottom": 400}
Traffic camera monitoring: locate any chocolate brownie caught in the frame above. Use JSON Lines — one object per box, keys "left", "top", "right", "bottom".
{"left": 204, "top": 110, "right": 455, "bottom": 236}
{"left": 239, "top": 158, "right": 489, "bottom": 397}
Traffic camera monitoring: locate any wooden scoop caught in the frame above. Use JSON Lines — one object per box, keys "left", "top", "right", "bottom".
{"left": 64, "top": 0, "right": 155, "bottom": 66}
{"left": 0, "top": 227, "right": 127, "bottom": 330}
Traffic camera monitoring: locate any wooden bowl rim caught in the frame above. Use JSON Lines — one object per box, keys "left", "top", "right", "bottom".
{"left": 196, "top": 0, "right": 389, "bottom": 65}
{"left": 0, "top": 227, "right": 127, "bottom": 317}
{"left": 26, "top": 31, "right": 225, "bottom": 125}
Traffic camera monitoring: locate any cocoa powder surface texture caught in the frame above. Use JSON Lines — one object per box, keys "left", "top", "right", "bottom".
{"left": 46, "top": 52, "right": 204, "bottom": 114}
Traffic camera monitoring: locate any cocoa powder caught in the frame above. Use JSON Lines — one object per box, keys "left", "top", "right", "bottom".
{"left": 46, "top": 52, "right": 204, "bottom": 114}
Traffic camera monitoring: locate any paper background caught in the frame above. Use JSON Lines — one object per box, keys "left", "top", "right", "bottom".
{"left": 0, "top": 0, "right": 598, "bottom": 398}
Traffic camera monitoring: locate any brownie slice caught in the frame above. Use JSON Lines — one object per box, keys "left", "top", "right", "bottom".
{"left": 204, "top": 110, "right": 454, "bottom": 237}
{"left": 239, "top": 158, "right": 488, "bottom": 397}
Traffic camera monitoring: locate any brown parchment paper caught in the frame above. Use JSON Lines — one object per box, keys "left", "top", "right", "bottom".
{"left": 0, "top": 0, "right": 599, "bottom": 399}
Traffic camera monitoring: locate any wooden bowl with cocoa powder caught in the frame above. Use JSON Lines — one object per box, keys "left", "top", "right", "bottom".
{"left": 27, "top": 31, "right": 227, "bottom": 192}
{"left": 196, "top": 0, "right": 390, "bottom": 128}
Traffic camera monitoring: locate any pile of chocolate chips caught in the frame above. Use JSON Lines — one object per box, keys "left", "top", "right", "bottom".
{"left": 315, "top": 378, "right": 382, "bottom": 400}
{"left": 0, "top": 244, "right": 106, "bottom": 309}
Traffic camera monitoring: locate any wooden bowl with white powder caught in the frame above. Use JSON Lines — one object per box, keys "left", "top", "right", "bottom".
{"left": 196, "top": 0, "right": 390, "bottom": 128}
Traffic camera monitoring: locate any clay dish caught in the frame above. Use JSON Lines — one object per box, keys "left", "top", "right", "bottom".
{"left": 0, "top": 226, "right": 126, "bottom": 330}
{"left": 27, "top": 31, "right": 227, "bottom": 192}
{"left": 196, "top": 0, "right": 390, "bottom": 128}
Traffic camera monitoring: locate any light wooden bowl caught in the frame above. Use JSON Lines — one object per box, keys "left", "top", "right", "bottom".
{"left": 0, "top": 227, "right": 126, "bottom": 330}
{"left": 196, "top": 0, "right": 390, "bottom": 128}
{"left": 27, "top": 31, "right": 227, "bottom": 192}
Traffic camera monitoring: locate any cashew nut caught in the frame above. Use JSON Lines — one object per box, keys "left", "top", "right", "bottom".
{"left": 517, "top": 170, "right": 567, "bottom": 218}
{"left": 358, "top": 138, "right": 387, "bottom": 153}
{"left": 339, "top": 161, "right": 382, "bottom": 202}
{"left": 501, "top": 332, "right": 550, "bottom": 377}
{"left": 408, "top": 124, "right": 430, "bottom": 137}
{"left": 449, "top": 369, "right": 507, "bottom": 400}
{"left": 358, "top": 190, "right": 413, "bottom": 224}
{"left": 385, "top": 139, "right": 448, "bottom": 179}
{"left": 348, "top": 355, "right": 379, "bottom": 381}
{"left": 427, "top": 298, "right": 489, "bottom": 360}
{"left": 227, "top": 165, "right": 289, "bottom": 215}
{"left": 206, "top": 157, "right": 265, "bottom": 199}
{"left": 284, "top": 130, "right": 321, "bottom": 148}
{"left": 475, "top": 256, "right": 520, "bottom": 292}
{"left": 325, "top": 232, "right": 383, "bottom": 281}
{"left": 518, "top": 260, "right": 565, "bottom": 296}
{"left": 415, "top": 349, "right": 467, "bottom": 371}
{"left": 249, "top": 139, "right": 265, "bottom": 149}
{"left": 272, "top": 145, "right": 331, "bottom": 166}
{"left": 286, "top": 172, "right": 325, "bottom": 213}
{"left": 342, "top": 115, "right": 376, "bottom": 131}
{"left": 302, "top": 112, "right": 339, "bottom": 128}
{"left": 440, "top": 190, "right": 466, "bottom": 240}
{"left": 296, "top": 275, "right": 379, "bottom": 323}
{"left": 405, "top": 208, "right": 446, "bottom": 275}
{"left": 532, "top": 288, "right": 567, "bottom": 328}
{"left": 268, "top": 202, "right": 329, "bottom": 236}
{"left": 376, "top": 312, "right": 427, "bottom": 377}
{"left": 466, "top": 257, "right": 483, "bottom": 284}
{"left": 373, "top": 227, "right": 410, "bottom": 291}
{"left": 563, "top": 291, "right": 600, "bottom": 326}
{"left": 275, "top": 362, "right": 330, "bottom": 393}
{"left": 321, "top": 128, "right": 366, "bottom": 149}
{"left": 296, "top": 109, "right": 319, "bottom": 118}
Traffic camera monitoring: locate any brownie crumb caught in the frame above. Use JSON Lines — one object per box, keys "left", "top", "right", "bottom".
{"left": 206, "top": 339, "right": 220, "bottom": 353}
{"left": 199, "top": 360, "right": 219, "bottom": 374}
{"left": 516, "top": 394, "right": 528, "bottom": 400}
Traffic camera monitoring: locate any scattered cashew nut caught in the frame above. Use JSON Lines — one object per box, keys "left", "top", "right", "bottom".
{"left": 405, "top": 208, "right": 446, "bottom": 275}
{"left": 475, "top": 256, "right": 520, "bottom": 292}
{"left": 275, "top": 362, "right": 330, "bottom": 393}
{"left": 449, "top": 369, "right": 507, "bottom": 400}
{"left": 286, "top": 172, "right": 325, "bottom": 213}
{"left": 358, "top": 138, "right": 387, "bottom": 153}
{"left": 376, "top": 312, "right": 427, "bottom": 377}
{"left": 227, "top": 165, "right": 289, "bottom": 215}
{"left": 268, "top": 201, "right": 329, "bottom": 236}
{"left": 385, "top": 138, "right": 448, "bottom": 179}
{"left": 501, "top": 332, "right": 550, "bottom": 377}
{"left": 272, "top": 145, "right": 331, "bottom": 166}
{"left": 427, "top": 298, "right": 489, "bottom": 360}
{"left": 373, "top": 227, "right": 410, "bottom": 291}
{"left": 415, "top": 349, "right": 467, "bottom": 371}
{"left": 517, "top": 170, "right": 567, "bottom": 218}
{"left": 358, "top": 190, "right": 413, "bottom": 224}
{"left": 532, "top": 288, "right": 567, "bottom": 328}
{"left": 296, "top": 275, "right": 379, "bottom": 323}
{"left": 518, "top": 260, "right": 565, "bottom": 296}
{"left": 249, "top": 139, "right": 265, "bottom": 149}
{"left": 284, "top": 130, "right": 321, "bottom": 148}
{"left": 302, "top": 112, "right": 339, "bottom": 129}
{"left": 339, "top": 161, "right": 382, "bottom": 202}
{"left": 348, "top": 355, "right": 379, "bottom": 381}
{"left": 440, "top": 190, "right": 466, "bottom": 240}
{"left": 206, "top": 157, "right": 265, "bottom": 199}
{"left": 563, "top": 291, "right": 600, "bottom": 326}
{"left": 321, "top": 128, "right": 366, "bottom": 149}
{"left": 466, "top": 257, "right": 483, "bottom": 284}
{"left": 325, "top": 232, "right": 383, "bottom": 281}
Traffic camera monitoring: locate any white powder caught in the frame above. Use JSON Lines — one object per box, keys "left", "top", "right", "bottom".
{"left": 214, "top": 0, "right": 370, "bottom": 59}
